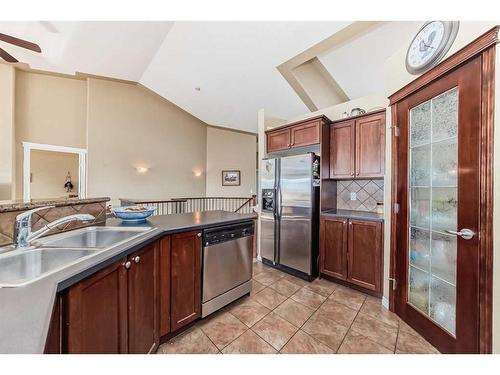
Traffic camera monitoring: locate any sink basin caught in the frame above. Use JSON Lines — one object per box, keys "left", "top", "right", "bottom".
{"left": 0, "top": 248, "right": 98, "bottom": 287}
{"left": 38, "top": 226, "right": 152, "bottom": 249}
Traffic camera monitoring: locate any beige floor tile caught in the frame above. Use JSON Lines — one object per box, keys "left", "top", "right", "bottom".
{"left": 396, "top": 330, "right": 440, "bottom": 354}
{"left": 253, "top": 271, "right": 283, "bottom": 286}
{"left": 250, "top": 279, "right": 266, "bottom": 296}
{"left": 338, "top": 330, "right": 393, "bottom": 354}
{"left": 398, "top": 318, "right": 420, "bottom": 336}
{"left": 268, "top": 278, "right": 302, "bottom": 297}
{"left": 350, "top": 312, "right": 398, "bottom": 351}
{"left": 222, "top": 330, "right": 277, "bottom": 354}
{"left": 280, "top": 330, "right": 334, "bottom": 354}
{"left": 252, "top": 312, "right": 299, "bottom": 351}
{"left": 304, "top": 278, "right": 337, "bottom": 297}
{"left": 253, "top": 287, "right": 287, "bottom": 310}
{"left": 199, "top": 312, "right": 248, "bottom": 350}
{"left": 252, "top": 261, "right": 267, "bottom": 276}
{"left": 329, "top": 286, "right": 366, "bottom": 310}
{"left": 157, "top": 327, "right": 219, "bottom": 354}
{"left": 283, "top": 274, "right": 310, "bottom": 287}
{"left": 360, "top": 299, "right": 400, "bottom": 328}
{"left": 291, "top": 288, "right": 326, "bottom": 309}
{"left": 317, "top": 299, "right": 358, "bottom": 327}
{"left": 273, "top": 299, "right": 315, "bottom": 327}
{"left": 302, "top": 311, "right": 349, "bottom": 351}
{"left": 229, "top": 298, "right": 270, "bottom": 327}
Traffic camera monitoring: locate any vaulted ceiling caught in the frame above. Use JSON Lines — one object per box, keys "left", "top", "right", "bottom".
{"left": 0, "top": 21, "right": 422, "bottom": 133}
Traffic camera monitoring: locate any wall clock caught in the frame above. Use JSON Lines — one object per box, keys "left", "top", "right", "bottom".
{"left": 406, "top": 21, "right": 460, "bottom": 75}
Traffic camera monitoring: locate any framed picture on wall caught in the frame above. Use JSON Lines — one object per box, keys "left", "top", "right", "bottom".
{"left": 222, "top": 170, "right": 241, "bottom": 186}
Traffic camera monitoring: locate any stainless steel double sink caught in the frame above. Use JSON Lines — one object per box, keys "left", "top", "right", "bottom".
{"left": 0, "top": 226, "right": 153, "bottom": 287}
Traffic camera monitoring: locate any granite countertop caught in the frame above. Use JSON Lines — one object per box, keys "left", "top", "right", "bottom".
{"left": 0, "top": 197, "right": 111, "bottom": 213}
{"left": 321, "top": 209, "right": 384, "bottom": 222}
{"left": 0, "top": 210, "right": 256, "bottom": 354}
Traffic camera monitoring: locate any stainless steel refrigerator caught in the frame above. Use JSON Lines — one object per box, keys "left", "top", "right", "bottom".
{"left": 260, "top": 153, "right": 319, "bottom": 280}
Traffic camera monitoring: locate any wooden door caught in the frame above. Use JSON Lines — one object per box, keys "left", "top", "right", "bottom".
{"left": 320, "top": 217, "right": 347, "bottom": 280}
{"left": 329, "top": 120, "right": 355, "bottom": 178}
{"left": 355, "top": 112, "right": 386, "bottom": 178}
{"left": 266, "top": 128, "right": 290, "bottom": 152}
{"left": 66, "top": 259, "right": 128, "bottom": 354}
{"left": 290, "top": 121, "right": 320, "bottom": 147}
{"left": 127, "top": 242, "right": 159, "bottom": 354}
{"left": 170, "top": 230, "right": 202, "bottom": 332}
{"left": 159, "top": 236, "right": 171, "bottom": 337}
{"left": 347, "top": 220, "right": 382, "bottom": 293}
{"left": 394, "top": 55, "right": 483, "bottom": 353}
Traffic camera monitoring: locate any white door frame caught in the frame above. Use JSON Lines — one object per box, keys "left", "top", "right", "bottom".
{"left": 23, "top": 142, "right": 87, "bottom": 202}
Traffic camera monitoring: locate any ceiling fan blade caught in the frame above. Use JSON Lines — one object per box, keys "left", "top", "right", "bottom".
{"left": 0, "top": 47, "right": 19, "bottom": 63}
{"left": 0, "top": 33, "right": 41, "bottom": 53}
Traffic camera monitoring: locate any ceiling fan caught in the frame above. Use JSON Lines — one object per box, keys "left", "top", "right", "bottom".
{"left": 0, "top": 33, "right": 41, "bottom": 63}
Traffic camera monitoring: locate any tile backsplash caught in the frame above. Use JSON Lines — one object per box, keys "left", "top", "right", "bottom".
{"left": 336, "top": 179, "right": 384, "bottom": 213}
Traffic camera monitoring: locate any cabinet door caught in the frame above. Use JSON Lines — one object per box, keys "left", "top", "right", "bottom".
{"left": 159, "top": 236, "right": 171, "bottom": 337}
{"left": 267, "top": 128, "right": 291, "bottom": 152}
{"left": 320, "top": 217, "right": 348, "bottom": 279}
{"left": 171, "top": 231, "right": 202, "bottom": 332}
{"left": 329, "top": 120, "right": 355, "bottom": 178}
{"left": 355, "top": 112, "right": 385, "bottom": 178}
{"left": 347, "top": 220, "right": 382, "bottom": 293}
{"left": 66, "top": 259, "right": 128, "bottom": 354}
{"left": 128, "top": 242, "right": 159, "bottom": 354}
{"left": 290, "top": 121, "right": 320, "bottom": 147}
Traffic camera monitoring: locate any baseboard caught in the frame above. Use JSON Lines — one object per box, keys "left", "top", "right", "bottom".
{"left": 382, "top": 296, "right": 389, "bottom": 309}
{"left": 256, "top": 255, "right": 262, "bottom": 262}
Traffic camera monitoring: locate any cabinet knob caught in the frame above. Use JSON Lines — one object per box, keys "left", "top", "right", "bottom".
{"left": 197, "top": 232, "right": 202, "bottom": 238}
{"left": 133, "top": 256, "right": 140, "bottom": 264}
{"left": 123, "top": 261, "right": 131, "bottom": 270}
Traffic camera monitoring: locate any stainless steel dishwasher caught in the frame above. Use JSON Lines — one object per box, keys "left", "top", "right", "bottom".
{"left": 201, "top": 221, "right": 254, "bottom": 317}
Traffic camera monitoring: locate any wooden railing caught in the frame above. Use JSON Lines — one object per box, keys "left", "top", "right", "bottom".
{"left": 119, "top": 195, "right": 256, "bottom": 215}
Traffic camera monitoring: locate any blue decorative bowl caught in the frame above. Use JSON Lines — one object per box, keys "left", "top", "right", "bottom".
{"left": 112, "top": 206, "right": 156, "bottom": 222}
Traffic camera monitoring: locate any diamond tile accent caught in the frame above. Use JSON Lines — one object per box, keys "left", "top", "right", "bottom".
{"left": 336, "top": 178, "right": 384, "bottom": 213}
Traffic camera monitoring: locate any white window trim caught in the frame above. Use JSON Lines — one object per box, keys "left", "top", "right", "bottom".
{"left": 22, "top": 142, "right": 87, "bottom": 202}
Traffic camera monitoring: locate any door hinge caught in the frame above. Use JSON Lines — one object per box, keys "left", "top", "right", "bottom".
{"left": 391, "top": 125, "right": 400, "bottom": 137}
{"left": 388, "top": 278, "right": 397, "bottom": 290}
{"left": 393, "top": 203, "right": 400, "bottom": 214}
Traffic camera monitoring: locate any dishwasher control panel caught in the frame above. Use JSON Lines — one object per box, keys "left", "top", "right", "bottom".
{"left": 203, "top": 221, "right": 254, "bottom": 247}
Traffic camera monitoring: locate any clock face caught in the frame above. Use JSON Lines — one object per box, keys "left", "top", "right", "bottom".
{"left": 406, "top": 21, "right": 459, "bottom": 75}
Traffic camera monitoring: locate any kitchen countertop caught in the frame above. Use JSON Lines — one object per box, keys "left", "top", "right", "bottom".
{"left": 0, "top": 210, "right": 256, "bottom": 354}
{"left": 321, "top": 209, "right": 384, "bottom": 222}
{"left": 0, "top": 197, "right": 110, "bottom": 213}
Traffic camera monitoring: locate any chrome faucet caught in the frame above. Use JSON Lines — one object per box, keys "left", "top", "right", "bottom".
{"left": 13, "top": 206, "right": 95, "bottom": 248}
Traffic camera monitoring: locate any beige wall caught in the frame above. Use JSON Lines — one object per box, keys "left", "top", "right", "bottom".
{"left": 0, "top": 64, "right": 15, "bottom": 200}
{"left": 30, "top": 150, "right": 79, "bottom": 199}
{"left": 86, "top": 79, "right": 207, "bottom": 206}
{"left": 14, "top": 70, "right": 87, "bottom": 199}
{"left": 206, "top": 126, "right": 256, "bottom": 197}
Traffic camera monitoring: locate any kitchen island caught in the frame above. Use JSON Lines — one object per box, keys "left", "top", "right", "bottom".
{"left": 0, "top": 210, "right": 256, "bottom": 354}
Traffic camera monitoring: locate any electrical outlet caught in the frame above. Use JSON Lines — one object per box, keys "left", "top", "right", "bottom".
{"left": 350, "top": 192, "right": 357, "bottom": 201}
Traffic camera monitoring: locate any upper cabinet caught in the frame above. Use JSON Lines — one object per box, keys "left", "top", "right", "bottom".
{"left": 329, "top": 110, "right": 385, "bottom": 179}
{"left": 266, "top": 116, "right": 329, "bottom": 153}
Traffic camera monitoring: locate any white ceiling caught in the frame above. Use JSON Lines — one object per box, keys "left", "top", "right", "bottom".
{"left": 319, "top": 21, "right": 423, "bottom": 99}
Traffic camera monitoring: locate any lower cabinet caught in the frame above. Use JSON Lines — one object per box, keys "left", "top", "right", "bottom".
{"left": 170, "top": 230, "right": 202, "bottom": 332}
{"left": 320, "top": 216, "right": 383, "bottom": 295}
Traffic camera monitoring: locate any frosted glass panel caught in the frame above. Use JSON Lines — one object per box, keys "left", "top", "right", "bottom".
{"left": 408, "top": 87, "right": 458, "bottom": 337}
{"left": 409, "top": 266, "right": 429, "bottom": 314}
{"left": 430, "top": 276, "right": 456, "bottom": 335}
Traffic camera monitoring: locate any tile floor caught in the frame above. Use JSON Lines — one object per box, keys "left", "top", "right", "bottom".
{"left": 157, "top": 261, "right": 440, "bottom": 354}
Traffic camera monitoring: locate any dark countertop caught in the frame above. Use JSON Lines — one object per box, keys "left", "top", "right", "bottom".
{"left": 321, "top": 209, "right": 384, "bottom": 222}
{"left": 0, "top": 197, "right": 110, "bottom": 213}
{"left": 0, "top": 210, "right": 256, "bottom": 354}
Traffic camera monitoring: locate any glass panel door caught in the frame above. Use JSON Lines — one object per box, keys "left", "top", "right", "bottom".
{"left": 408, "top": 87, "right": 458, "bottom": 336}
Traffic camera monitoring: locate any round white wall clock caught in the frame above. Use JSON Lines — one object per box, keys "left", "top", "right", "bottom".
{"left": 406, "top": 21, "right": 460, "bottom": 75}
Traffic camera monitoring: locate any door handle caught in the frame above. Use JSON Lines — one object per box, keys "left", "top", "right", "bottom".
{"left": 445, "top": 228, "right": 475, "bottom": 240}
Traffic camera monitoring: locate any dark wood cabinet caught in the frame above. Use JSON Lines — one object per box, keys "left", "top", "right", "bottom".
{"left": 170, "top": 230, "right": 202, "bottom": 332}
{"left": 347, "top": 220, "right": 382, "bottom": 292}
{"left": 320, "top": 216, "right": 383, "bottom": 295}
{"left": 127, "top": 242, "right": 159, "bottom": 354}
{"left": 66, "top": 257, "right": 128, "bottom": 354}
{"left": 320, "top": 217, "right": 348, "bottom": 279}
{"left": 328, "top": 110, "right": 385, "bottom": 179}
{"left": 159, "top": 236, "right": 171, "bottom": 337}
{"left": 329, "top": 120, "right": 355, "bottom": 178}
{"left": 355, "top": 112, "right": 385, "bottom": 178}
{"left": 266, "top": 116, "right": 329, "bottom": 153}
